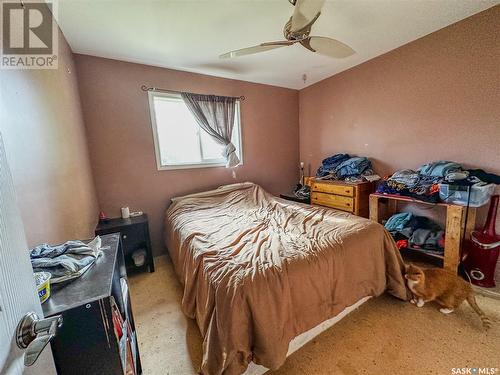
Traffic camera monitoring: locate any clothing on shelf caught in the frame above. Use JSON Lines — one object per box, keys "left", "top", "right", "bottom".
{"left": 467, "top": 169, "right": 500, "bottom": 185}
{"left": 417, "top": 161, "right": 461, "bottom": 178}
{"left": 388, "top": 169, "right": 420, "bottom": 188}
{"left": 405, "top": 215, "right": 442, "bottom": 232}
{"left": 410, "top": 175, "right": 441, "bottom": 195}
{"left": 30, "top": 236, "right": 103, "bottom": 284}
{"left": 376, "top": 160, "right": 472, "bottom": 204}
{"left": 344, "top": 176, "right": 364, "bottom": 183}
{"left": 316, "top": 154, "right": 350, "bottom": 178}
{"left": 377, "top": 179, "right": 441, "bottom": 203}
{"left": 384, "top": 212, "right": 413, "bottom": 232}
{"left": 445, "top": 170, "right": 470, "bottom": 182}
{"left": 396, "top": 239, "right": 408, "bottom": 250}
{"left": 363, "top": 173, "right": 382, "bottom": 182}
{"left": 384, "top": 213, "right": 445, "bottom": 255}
{"left": 409, "top": 229, "right": 445, "bottom": 250}
{"left": 316, "top": 153, "right": 378, "bottom": 182}
{"left": 335, "top": 157, "right": 371, "bottom": 179}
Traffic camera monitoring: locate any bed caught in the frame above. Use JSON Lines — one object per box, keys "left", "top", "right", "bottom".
{"left": 165, "top": 182, "right": 407, "bottom": 375}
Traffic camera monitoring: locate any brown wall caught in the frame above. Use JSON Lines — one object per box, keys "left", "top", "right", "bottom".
{"left": 299, "top": 6, "right": 499, "bottom": 177}
{"left": 299, "top": 6, "right": 500, "bottom": 231}
{"left": 0, "top": 32, "right": 99, "bottom": 247}
{"left": 75, "top": 55, "right": 299, "bottom": 255}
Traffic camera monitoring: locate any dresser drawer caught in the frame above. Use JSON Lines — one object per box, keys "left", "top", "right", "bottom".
{"left": 311, "top": 182, "right": 354, "bottom": 197}
{"left": 311, "top": 192, "right": 355, "bottom": 212}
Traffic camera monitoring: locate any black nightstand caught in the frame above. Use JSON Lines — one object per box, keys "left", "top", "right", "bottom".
{"left": 95, "top": 214, "right": 154, "bottom": 273}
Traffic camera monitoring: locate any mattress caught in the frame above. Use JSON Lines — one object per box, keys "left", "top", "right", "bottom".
{"left": 165, "top": 182, "right": 407, "bottom": 375}
{"left": 245, "top": 295, "right": 371, "bottom": 375}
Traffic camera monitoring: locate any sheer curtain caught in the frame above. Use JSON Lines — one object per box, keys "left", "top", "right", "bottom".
{"left": 181, "top": 93, "right": 240, "bottom": 168}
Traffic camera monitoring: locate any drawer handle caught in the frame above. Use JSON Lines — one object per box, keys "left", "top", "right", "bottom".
{"left": 122, "top": 234, "right": 127, "bottom": 239}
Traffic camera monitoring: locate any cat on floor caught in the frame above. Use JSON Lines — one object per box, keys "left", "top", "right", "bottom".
{"left": 404, "top": 263, "right": 491, "bottom": 329}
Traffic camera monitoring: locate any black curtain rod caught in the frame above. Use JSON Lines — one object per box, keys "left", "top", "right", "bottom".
{"left": 140, "top": 85, "right": 245, "bottom": 101}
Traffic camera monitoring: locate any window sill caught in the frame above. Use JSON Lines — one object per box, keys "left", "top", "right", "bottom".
{"left": 157, "top": 161, "right": 243, "bottom": 171}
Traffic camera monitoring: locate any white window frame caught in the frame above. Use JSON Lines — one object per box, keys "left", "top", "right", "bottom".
{"left": 147, "top": 91, "right": 243, "bottom": 170}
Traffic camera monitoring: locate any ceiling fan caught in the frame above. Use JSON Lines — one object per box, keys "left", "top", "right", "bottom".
{"left": 220, "top": 0, "right": 355, "bottom": 59}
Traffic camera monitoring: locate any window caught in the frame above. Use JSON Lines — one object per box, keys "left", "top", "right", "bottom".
{"left": 148, "top": 91, "right": 243, "bottom": 170}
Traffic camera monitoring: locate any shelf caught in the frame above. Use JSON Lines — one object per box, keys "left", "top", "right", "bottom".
{"left": 370, "top": 193, "right": 477, "bottom": 274}
{"left": 400, "top": 246, "right": 444, "bottom": 260}
{"left": 371, "top": 192, "right": 450, "bottom": 207}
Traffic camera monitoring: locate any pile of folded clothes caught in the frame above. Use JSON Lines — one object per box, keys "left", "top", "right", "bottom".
{"left": 316, "top": 153, "right": 380, "bottom": 182}
{"left": 384, "top": 212, "right": 445, "bottom": 256}
{"left": 30, "top": 236, "right": 103, "bottom": 284}
{"left": 376, "top": 160, "right": 499, "bottom": 203}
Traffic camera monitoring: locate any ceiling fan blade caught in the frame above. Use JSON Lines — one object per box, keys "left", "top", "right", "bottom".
{"left": 308, "top": 36, "right": 355, "bottom": 58}
{"left": 219, "top": 42, "right": 292, "bottom": 59}
{"left": 290, "top": 0, "right": 325, "bottom": 33}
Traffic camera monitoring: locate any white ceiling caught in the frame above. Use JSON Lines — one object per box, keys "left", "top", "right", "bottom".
{"left": 56, "top": 0, "right": 498, "bottom": 89}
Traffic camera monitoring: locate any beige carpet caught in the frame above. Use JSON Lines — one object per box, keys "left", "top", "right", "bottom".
{"left": 129, "top": 256, "right": 500, "bottom": 375}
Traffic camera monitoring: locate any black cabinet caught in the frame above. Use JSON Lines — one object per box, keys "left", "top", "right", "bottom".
{"left": 43, "top": 234, "right": 143, "bottom": 375}
{"left": 96, "top": 214, "right": 154, "bottom": 273}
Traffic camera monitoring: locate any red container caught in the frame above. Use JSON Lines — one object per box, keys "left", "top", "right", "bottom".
{"left": 463, "top": 195, "right": 500, "bottom": 288}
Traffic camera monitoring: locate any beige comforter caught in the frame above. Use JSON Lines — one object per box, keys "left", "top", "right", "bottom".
{"left": 165, "top": 183, "right": 407, "bottom": 375}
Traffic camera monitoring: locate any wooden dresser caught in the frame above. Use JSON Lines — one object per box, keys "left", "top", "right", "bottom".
{"left": 305, "top": 177, "right": 373, "bottom": 217}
